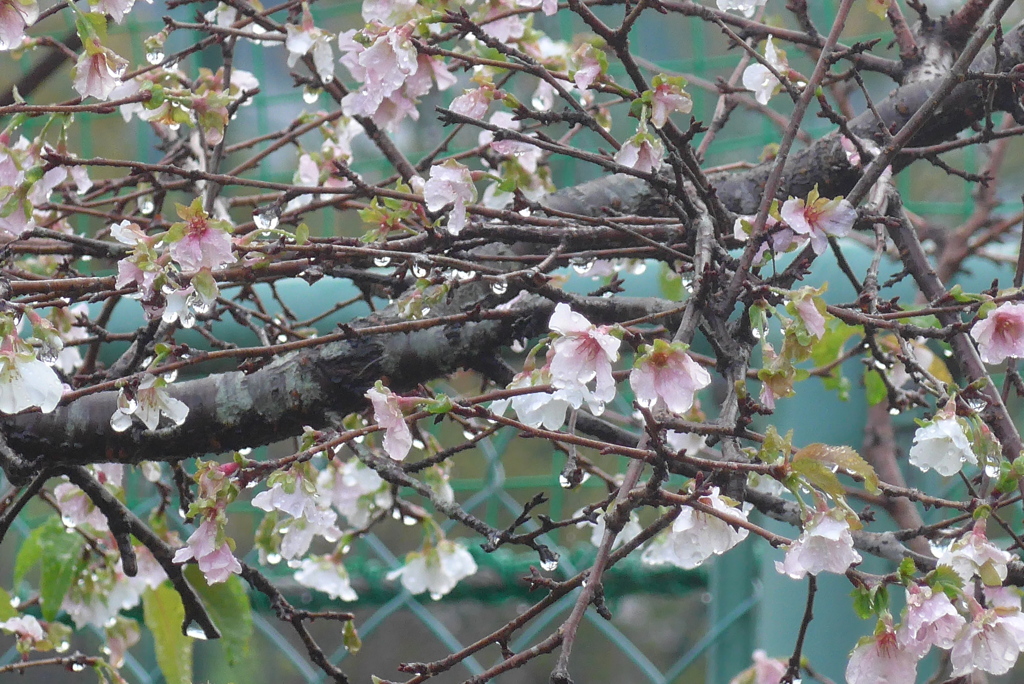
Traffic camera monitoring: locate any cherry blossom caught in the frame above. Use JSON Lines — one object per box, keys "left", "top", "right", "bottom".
{"left": 490, "top": 368, "right": 574, "bottom": 431}
{"left": 790, "top": 288, "right": 826, "bottom": 339}
{"left": 937, "top": 519, "right": 1011, "bottom": 586}
{"left": 648, "top": 75, "right": 692, "bottom": 128}
{"left": 728, "top": 650, "right": 786, "bottom": 684}
{"left": 775, "top": 508, "right": 862, "bottom": 579}
{"left": 897, "top": 583, "right": 966, "bottom": 656}
{"left": 548, "top": 303, "right": 621, "bottom": 415}
{"left": 366, "top": 382, "right": 414, "bottom": 461}
{"left": 0, "top": 615, "right": 44, "bottom": 642}
{"left": 665, "top": 429, "right": 706, "bottom": 456}
{"left": 284, "top": 4, "right": 334, "bottom": 84}
{"left": 361, "top": 0, "right": 418, "bottom": 24}
{"left": 253, "top": 468, "right": 342, "bottom": 559}
{"left": 320, "top": 458, "right": 393, "bottom": 528}
{"left": 717, "top": 0, "right": 768, "bottom": 17}
{"left": 0, "top": 0, "right": 37, "bottom": 51}
{"left": 0, "top": 339, "right": 63, "bottom": 415}
{"left": 167, "top": 198, "right": 236, "bottom": 274}
{"left": 615, "top": 127, "right": 664, "bottom": 174}
{"left": 73, "top": 41, "right": 128, "bottom": 101}
{"left": 971, "top": 301, "right": 1024, "bottom": 365}
{"left": 294, "top": 556, "right": 358, "bottom": 601}
{"left": 63, "top": 552, "right": 166, "bottom": 630}
{"left": 423, "top": 161, "right": 477, "bottom": 235}
{"left": 110, "top": 374, "right": 189, "bottom": 432}
{"left": 908, "top": 416, "right": 978, "bottom": 477}
{"left": 172, "top": 517, "right": 242, "bottom": 584}
{"left": 518, "top": 0, "right": 558, "bottom": 16}
{"left": 450, "top": 87, "right": 493, "bottom": 120}
{"left": 845, "top": 624, "right": 920, "bottom": 684}
{"left": 951, "top": 588, "right": 1024, "bottom": 677}
{"left": 576, "top": 506, "right": 643, "bottom": 550}
{"left": 630, "top": 339, "right": 711, "bottom": 415}
{"left": 90, "top": 0, "right": 136, "bottom": 24}
{"left": 780, "top": 186, "right": 858, "bottom": 255}
{"left": 734, "top": 214, "right": 807, "bottom": 266}
{"left": 388, "top": 539, "right": 479, "bottom": 600}
{"left": 641, "top": 487, "right": 749, "bottom": 569}
{"left": 572, "top": 44, "right": 604, "bottom": 91}
{"left": 742, "top": 37, "right": 786, "bottom": 105}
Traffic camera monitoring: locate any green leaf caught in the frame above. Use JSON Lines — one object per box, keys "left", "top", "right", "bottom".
{"left": 143, "top": 584, "right": 193, "bottom": 684}
{"left": 14, "top": 524, "right": 46, "bottom": 585}
{"left": 343, "top": 620, "right": 361, "bottom": 654}
{"left": 864, "top": 369, "right": 887, "bottom": 406}
{"left": 789, "top": 458, "right": 844, "bottom": 499}
{"left": 37, "top": 518, "right": 85, "bottom": 621}
{"left": 850, "top": 586, "right": 873, "bottom": 619}
{"left": 0, "top": 588, "right": 16, "bottom": 621}
{"left": 927, "top": 565, "right": 964, "bottom": 599}
{"left": 794, "top": 443, "right": 879, "bottom": 494}
{"left": 184, "top": 566, "right": 252, "bottom": 667}
{"left": 295, "top": 222, "right": 310, "bottom": 246}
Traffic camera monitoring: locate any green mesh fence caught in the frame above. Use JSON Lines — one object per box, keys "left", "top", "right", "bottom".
{"left": 0, "top": 1, "right": 985, "bottom": 683}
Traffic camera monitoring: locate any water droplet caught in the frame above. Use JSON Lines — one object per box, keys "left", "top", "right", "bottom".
{"left": 37, "top": 346, "right": 58, "bottom": 365}
{"left": 412, "top": 262, "right": 428, "bottom": 278}
{"left": 391, "top": 509, "right": 402, "bottom": 520}
{"left": 943, "top": 349, "right": 953, "bottom": 357}
{"left": 570, "top": 258, "right": 594, "bottom": 275}
{"left": 71, "top": 662, "right": 86, "bottom": 672}
{"left": 61, "top": 515, "right": 76, "bottom": 528}
{"left": 185, "top": 622, "right": 209, "bottom": 640}
{"left": 266, "top": 553, "right": 282, "bottom": 565}
{"left": 161, "top": 284, "right": 176, "bottom": 295}
{"left": 56, "top": 641, "right": 69, "bottom": 653}
{"left": 146, "top": 51, "right": 165, "bottom": 65}
{"left": 490, "top": 280, "right": 507, "bottom": 294}
{"left": 168, "top": 123, "right": 180, "bottom": 131}
{"left": 138, "top": 195, "right": 155, "bottom": 214}
{"left": 162, "top": 369, "right": 178, "bottom": 383}
{"left": 430, "top": 592, "right": 443, "bottom": 601}
{"left": 629, "top": 261, "right": 647, "bottom": 275}
{"left": 239, "top": 447, "right": 252, "bottom": 455}
{"left": 889, "top": 407, "right": 900, "bottom": 416}
{"left": 302, "top": 85, "right": 320, "bottom": 104}
{"left": 118, "top": 394, "right": 139, "bottom": 414}
{"left": 580, "top": 579, "right": 588, "bottom": 588}
{"left": 558, "top": 474, "right": 572, "bottom": 489}
{"left": 276, "top": 334, "right": 287, "bottom": 343}
{"left": 254, "top": 207, "right": 280, "bottom": 231}
{"left": 462, "top": 429, "right": 475, "bottom": 440}
{"left": 421, "top": 307, "right": 431, "bottom": 316}
{"left": 985, "top": 463, "right": 1000, "bottom": 477}
{"left": 9, "top": 597, "right": 19, "bottom": 608}
{"left": 540, "top": 559, "right": 558, "bottom": 572}
{"left": 188, "top": 291, "right": 212, "bottom": 315}
{"left": 751, "top": 327, "right": 762, "bottom": 340}
{"left": 373, "top": 256, "right": 391, "bottom": 267}
{"left": 457, "top": 270, "right": 476, "bottom": 282}
{"left": 412, "top": 439, "right": 424, "bottom": 449}
{"left": 180, "top": 311, "right": 196, "bottom": 329}
{"left": 511, "top": 338, "right": 526, "bottom": 353}
{"left": 105, "top": 617, "right": 117, "bottom": 628}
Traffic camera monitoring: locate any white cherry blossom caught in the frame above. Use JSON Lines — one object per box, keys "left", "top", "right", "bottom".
{"left": 775, "top": 509, "right": 862, "bottom": 579}
{"left": 294, "top": 556, "right": 358, "bottom": 601}
{"left": 366, "top": 383, "right": 413, "bottom": 461}
{"left": 642, "top": 487, "right": 749, "bottom": 569}
{"left": 110, "top": 374, "right": 189, "bottom": 432}
{"left": 742, "top": 37, "right": 786, "bottom": 105}
{"left": 908, "top": 417, "right": 977, "bottom": 477}
{"left": 938, "top": 519, "right": 1011, "bottom": 586}
{"left": 388, "top": 539, "right": 478, "bottom": 600}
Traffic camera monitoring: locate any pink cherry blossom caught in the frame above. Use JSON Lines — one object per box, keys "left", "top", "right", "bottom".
{"left": 423, "top": 161, "right": 476, "bottom": 235}
{"left": 971, "top": 302, "right": 1024, "bottom": 365}
{"left": 366, "top": 383, "right": 413, "bottom": 461}
{"left": 450, "top": 87, "right": 492, "bottom": 120}
{"left": 320, "top": 458, "right": 392, "bottom": 528}
{"left": 614, "top": 131, "right": 664, "bottom": 174}
{"left": 168, "top": 200, "right": 235, "bottom": 273}
{"left": 92, "top": 0, "right": 136, "bottom": 24}
{"left": 172, "top": 518, "right": 242, "bottom": 584}
{"left": 284, "top": 10, "right": 334, "bottom": 84}
{"left": 938, "top": 519, "right": 1011, "bottom": 586}
{"left": 897, "top": 583, "right": 966, "bottom": 656}
{"left": 780, "top": 187, "right": 858, "bottom": 255}
{"left": 792, "top": 291, "right": 826, "bottom": 338}
{"left": 846, "top": 626, "right": 920, "bottom": 684}
{"left": 0, "top": 0, "right": 37, "bottom": 51}
{"left": 742, "top": 37, "right": 786, "bottom": 105}
{"left": 649, "top": 78, "right": 692, "bottom": 128}
{"left": 361, "top": 0, "right": 418, "bottom": 24}
{"left": 0, "top": 615, "right": 44, "bottom": 642}
{"left": 572, "top": 44, "right": 603, "bottom": 91}
{"left": 775, "top": 509, "right": 862, "bottom": 579}
{"left": 951, "top": 589, "right": 1024, "bottom": 677}
{"left": 629, "top": 339, "right": 711, "bottom": 415}
{"left": 641, "top": 487, "right": 749, "bottom": 569}
{"left": 73, "top": 42, "right": 128, "bottom": 101}
{"left": 908, "top": 416, "right": 977, "bottom": 477}
{"left": 518, "top": 0, "right": 558, "bottom": 16}
{"left": 548, "top": 303, "right": 621, "bottom": 415}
